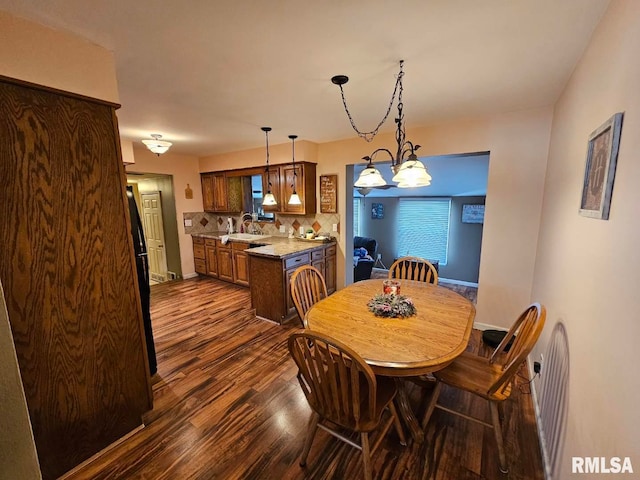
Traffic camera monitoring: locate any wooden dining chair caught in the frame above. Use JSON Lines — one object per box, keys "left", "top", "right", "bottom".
{"left": 288, "top": 331, "right": 406, "bottom": 480}
{"left": 290, "top": 265, "right": 328, "bottom": 327}
{"left": 421, "top": 302, "right": 546, "bottom": 473}
{"left": 389, "top": 256, "right": 438, "bottom": 285}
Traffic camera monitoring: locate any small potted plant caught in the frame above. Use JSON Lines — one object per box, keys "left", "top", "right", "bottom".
{"left": 305, "top": 228, "right": 315, "bottom": 239}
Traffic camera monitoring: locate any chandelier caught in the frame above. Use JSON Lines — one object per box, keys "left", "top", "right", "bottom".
{"left": 331, "top": 60, "right": 432, "bottom": 188}
{"left": 142, "top": 134, "right": 172, "bottom": 156}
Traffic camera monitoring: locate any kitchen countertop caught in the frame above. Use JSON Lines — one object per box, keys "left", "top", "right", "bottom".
{"left": 191, "top": 233, "right": 336, "bottom": 259}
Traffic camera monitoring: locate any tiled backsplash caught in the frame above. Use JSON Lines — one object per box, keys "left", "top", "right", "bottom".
{"left": 183, "top": 212, "right": 341, "bottom": 237}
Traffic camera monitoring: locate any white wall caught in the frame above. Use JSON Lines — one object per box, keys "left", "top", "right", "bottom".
{"left": 531, "top": 0, "right": 640, "bottom": 476}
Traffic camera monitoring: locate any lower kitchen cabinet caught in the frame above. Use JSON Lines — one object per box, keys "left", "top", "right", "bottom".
{"left": 205, "top": 239, "right": 218, "bottom": 277}
{"left": 217, "top": 243, "right": 234, "bottom": 282}
{"left": 232, "top": 242, "right": 250, "bottom": 286}
{"left": 249, "top": 243, "right": 337, "bottom": 324}
{"left": 193, "top": 237, "right": 207, "bottom": 274}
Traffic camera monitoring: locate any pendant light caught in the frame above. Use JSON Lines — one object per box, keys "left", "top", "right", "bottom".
{"left": 261, "top": 127, "right": 277, "bottom": 206}
{"left": 288, "top": 135, "right": 302, "bottom": 205}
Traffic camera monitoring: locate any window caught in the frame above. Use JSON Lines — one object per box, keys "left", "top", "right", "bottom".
{"left": 396, "top": 198, "right": 451, "bottom": 264}
{"left": 353, "top": 198, "right": 361, "bottom": 236}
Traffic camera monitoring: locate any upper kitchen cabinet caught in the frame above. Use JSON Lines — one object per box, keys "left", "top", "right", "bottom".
{"left": 262, "top": 168, "right": 281, "bottom": 213}
{"left": 280, "top": 162, "right": 316, "bottom": 215}
{"left": 201, "top": 172, "right": 242, "bottom": 213}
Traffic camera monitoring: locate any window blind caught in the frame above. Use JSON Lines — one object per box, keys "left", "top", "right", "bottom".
{"left": 353, "top": 198, "right": 361, "bottom": 236}
{"left": 396, "top": 198, "right": 450, "bottom": 264}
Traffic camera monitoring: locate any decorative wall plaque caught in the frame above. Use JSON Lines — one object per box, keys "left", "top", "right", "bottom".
{"left": 320, "top": 174, "right": 338, "bottom": 213}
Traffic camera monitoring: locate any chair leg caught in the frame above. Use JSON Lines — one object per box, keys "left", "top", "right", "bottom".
{"left": 421, "top": 380, "right": 443, "bottom": 429}
{"left": 489, "top": 401, "right": 509, "bottom": 474}
{"left": 360, "top": 432, "right": 372, "bottom": 480}
{"left": 390, "top": 401, "right": 407, "bottom": 446}
{"left": 300, "top": 412, "right": 320, "bottom": 467}
{"left": 497, "top": 399, "right": 505, "bottom": 422}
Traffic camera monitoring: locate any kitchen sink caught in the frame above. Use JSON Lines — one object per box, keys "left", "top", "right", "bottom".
{"left": 227, "top": 233, "right": 271, "bottom": 241}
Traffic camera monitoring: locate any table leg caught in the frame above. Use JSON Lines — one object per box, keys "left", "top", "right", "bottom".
{"left": 394, "top": 378, "right": 424, "bottom": 443}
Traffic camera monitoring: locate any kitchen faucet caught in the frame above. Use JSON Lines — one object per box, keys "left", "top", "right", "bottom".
{"left": 241, "top": 212, "right": 261, "bottom": 234}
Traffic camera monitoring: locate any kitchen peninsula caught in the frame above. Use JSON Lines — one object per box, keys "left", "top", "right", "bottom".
{"left": 192, "top": 234, "right": 336, "bottom": 324}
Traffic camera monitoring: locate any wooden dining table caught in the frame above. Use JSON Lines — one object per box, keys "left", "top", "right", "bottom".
{"left": 305, "top": 278, "right": 476, "bottom": 443}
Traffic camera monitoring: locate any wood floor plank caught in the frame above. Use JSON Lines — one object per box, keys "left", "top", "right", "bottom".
{"left": 64, "top": 277, "right": 544, "bottom": 480}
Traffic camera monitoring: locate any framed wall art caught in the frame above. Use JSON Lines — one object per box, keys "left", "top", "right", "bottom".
{"left": 579, "top": 112, "right": 624, "bottom": 220}
{"left": 461, "top": 204, "right": 485, "bottom": 224}
{"left": 371, "top": 203, "right": 384, "bottom": 219}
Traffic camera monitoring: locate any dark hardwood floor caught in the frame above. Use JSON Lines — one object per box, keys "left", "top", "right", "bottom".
{"left": 65, "top": 277, "right": 544, "bottom": 480}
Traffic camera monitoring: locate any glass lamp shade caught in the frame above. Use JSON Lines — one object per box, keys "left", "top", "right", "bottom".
{"left": 392, "top": 159, "right": 432, "bottom": 187}
{"left": 262, "top": 192, "right": 277, "bottom": 206}
{"left": 288, "top": 192, "right": 302, "bottom": 205}
{"left": 354, "top": 165, "right": 387, "bottom": 188}
{"left": 142, "top": 139, "right": 172, "bottom": 155}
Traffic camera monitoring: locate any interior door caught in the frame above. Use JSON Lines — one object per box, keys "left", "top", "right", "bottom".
{"left": 141, "top": 192, "right": 168, "bottom": 282}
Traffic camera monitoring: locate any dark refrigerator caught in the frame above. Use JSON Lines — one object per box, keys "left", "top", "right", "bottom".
{"left": 126, "top": 186, "right": 158, "bottom": 375}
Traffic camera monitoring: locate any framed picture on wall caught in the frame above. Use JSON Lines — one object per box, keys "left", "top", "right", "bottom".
{"left": 461, "top": 204, "right": 485, "bottom": 224}
{"left": 579, "top": 112, "right": 624, "bottom": 220}
{"left": 371, "top": 203, "right": 384, "bottom": 219}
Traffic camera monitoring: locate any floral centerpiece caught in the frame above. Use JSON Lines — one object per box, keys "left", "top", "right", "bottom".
{"left": 367, "top": 293, "right": 417, "bottom": 318}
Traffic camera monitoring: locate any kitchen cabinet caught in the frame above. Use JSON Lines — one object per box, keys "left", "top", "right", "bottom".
{"left": 262, "top": 168, "right": 282, "bottom": 213}
{"left": 201, "top": 173, "right": 216, "bottom": 212}
{"left": 249, "top": 243, "right": 336, "bottom": 324}
{"left": 311, "top": 244, "right": 336, "bottom": 294}
{"left": 232, "top": 242, "right": 250, "bottom": 286}
{"left": 217, "top": 241, "right": 234, "bottom": 282}
{"left": 193, "top": 237, "right": 206, "bottom": 274}
{"left": 205, "top": 161, "right": 316, "bottom": 215}
{"left": 205, "top": 238, "right": 218, "bottom": 277}
{"left": 201, "top": 173, "right": 243, "bottom": 213}
{"left": 280, "top": 162, "right": 317, "bottom": 214}
{"left": 0, "top": 77, "right": 152, "bottom": 479}
{"left": 324, "top": 244, "right": 337, "bottom": 294}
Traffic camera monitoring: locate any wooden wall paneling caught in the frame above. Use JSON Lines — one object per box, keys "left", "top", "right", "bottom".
{"left": 0, "top": 77, "right": 152, "bottom": 479}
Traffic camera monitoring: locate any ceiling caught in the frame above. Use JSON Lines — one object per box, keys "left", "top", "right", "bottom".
{"left": 0, "top": 0, "right": 610, "bottom": 157}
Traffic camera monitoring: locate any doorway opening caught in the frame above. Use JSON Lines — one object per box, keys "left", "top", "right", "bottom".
{"left": 346, "top": 152, "right": 489, "bottom": 302}
{"left": 127, "top": 173, "right": 182, "bottom": 284}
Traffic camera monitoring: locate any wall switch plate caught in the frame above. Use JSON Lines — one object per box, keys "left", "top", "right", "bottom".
{"left": 184, "top": 219, "right": 193, "bottom": 227}
{"left": 332, "top": 224, "right": 338, "bottom": 232}
{"left": 279, "top": 225, "right": 286, "bottom": 233}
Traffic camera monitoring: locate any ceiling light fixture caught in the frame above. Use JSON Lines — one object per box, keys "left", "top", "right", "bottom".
{"left": 288, "top": 135, "right": 302, "bottom": 205}
{"left": 261, "top": 127, "right": 277, "bottom": 206}
{"left": 142, "top": 134, "right": 172, "bottom": 156}
{"left": 332, "top": 60, "right": 432, "bottom": 188}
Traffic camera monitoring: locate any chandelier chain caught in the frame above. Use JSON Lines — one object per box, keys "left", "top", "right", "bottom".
{"left": 337, "top": 62, "right": 404, "bottom": 143}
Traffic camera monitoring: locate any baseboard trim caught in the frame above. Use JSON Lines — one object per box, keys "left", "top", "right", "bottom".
{"left": 439, "top": 278, "right": 479, "bottom": 287}
{"left": 473, "top": 322, "right": 507, "bottom": 331}
{"left": 183, "top": 272, "right": 199, "bottom": 279}
{"left": 59, "top": 423, "right": 145, "bottom": 479}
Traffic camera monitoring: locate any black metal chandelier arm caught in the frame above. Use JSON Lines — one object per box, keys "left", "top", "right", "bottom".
{"left": 364, "top": 148, "right": 395, "bottom": 164}
{"left": 334, "top": 61, "right": 404, "bottom": 143}
{"left": 396, "top": 141, "right": 420, "bottom": 158}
